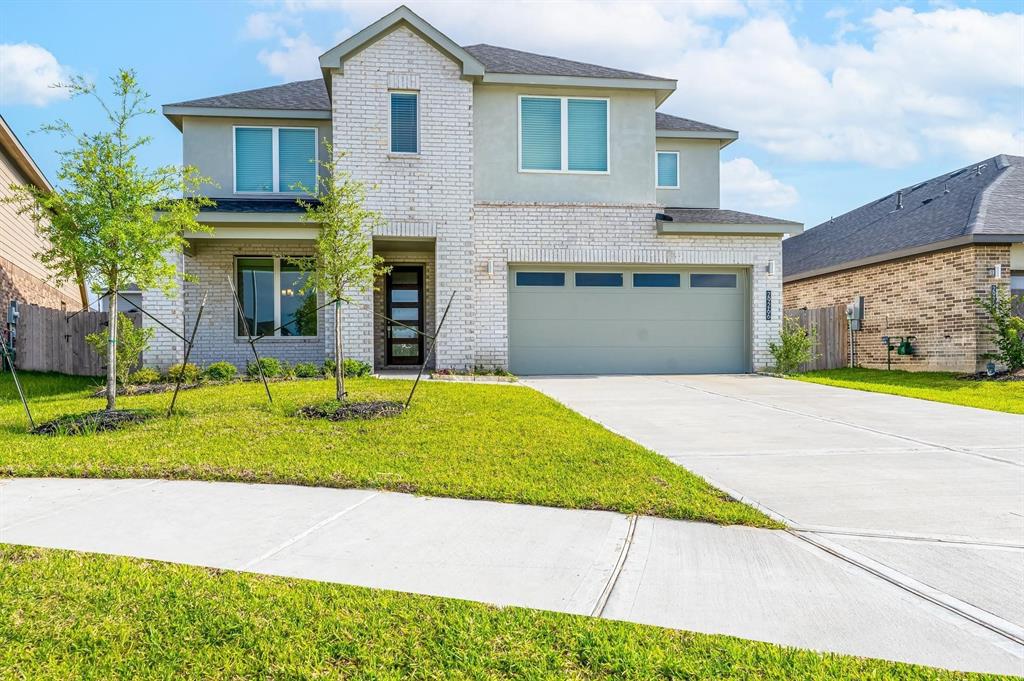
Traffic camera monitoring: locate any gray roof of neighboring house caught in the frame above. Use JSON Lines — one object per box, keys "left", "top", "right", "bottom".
{"left": 462, "top": 44, "right": 667, "bottom": 81}
{"left": 655, "top": 112, "right": 735, "bottom": 135}
{"left": 783, "top": 154, "right": 1024, "bottom": 281}
{"left": 660, "top": 208, "right": 801, "bottom": 226}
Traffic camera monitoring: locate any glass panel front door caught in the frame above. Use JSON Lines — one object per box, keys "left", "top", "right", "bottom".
{"left": 386, "top": 266, "right": 424, "bottom": 365}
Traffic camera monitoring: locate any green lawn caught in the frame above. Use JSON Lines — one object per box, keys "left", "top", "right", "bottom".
{"left": 0, "top": 372, "right": 774, "bottom": 527}
{"left": 790, "top": 368, "right": 1024, "bottom": 414}
{"left": 0, "top": 545, "right": 1003, "bottom": 680}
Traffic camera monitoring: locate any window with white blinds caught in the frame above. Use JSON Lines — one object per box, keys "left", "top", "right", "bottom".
{"left": 519, "top": 96, "right": 608, "bottom": 173}
{"left": 234, "top": 126, "right": 317, "bottom": 194}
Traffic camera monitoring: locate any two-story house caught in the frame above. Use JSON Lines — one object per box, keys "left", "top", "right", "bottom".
{"left": 148, "top": 5, "right": 801, "bottom": 375}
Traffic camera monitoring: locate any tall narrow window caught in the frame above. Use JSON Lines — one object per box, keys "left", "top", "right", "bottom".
{"left": 656, "top": 151, "right": 679, "bottom": 189}
{"left": 234, "top": 126, "right": 317, "bottom": 194}
{"left": 519, "top": 96, "right": 608, "bottom": 173}
{"left": 390, "top": 92, "right": 419, "bottom": 154}
{"left": 236, "top": 257, "right": 317, "bottom": 337}
{"left": 278, "top": 128, "right": 317, "bottom": 192}
{"left": 235, "top": 128, "right": 273, "bottom": 192}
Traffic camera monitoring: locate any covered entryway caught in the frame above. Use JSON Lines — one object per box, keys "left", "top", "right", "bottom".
{"left": 508, "top": 265, "right": 750, "bottom": 375}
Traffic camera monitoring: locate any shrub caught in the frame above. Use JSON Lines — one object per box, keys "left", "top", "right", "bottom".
{"left": 247, "top": 357, "right": 284, "bottom": 379}
{"left": 323, "top": 358, "right": 372, "bottom": 378}
{"left": 293, "top": 362, "right": 320, "bottom": 378}
{"left": 202, "top": 361, "right": 237, "bottom": 382}
{"left": 165, "top": 362, "right": 200, "bottom": 384}
{"left": 85, "top": 312, "right": 154, "bottom": 385}
{"left": 977, "top": 292, "right": 1024, "bottom": 372}
{"left": 769, "top": 317, "right": 818, "bottom": 374}
{"left": 128, "top": 367, "right": 161, "bottom": 385}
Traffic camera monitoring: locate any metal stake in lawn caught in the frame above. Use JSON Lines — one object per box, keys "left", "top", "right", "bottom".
{"left": 406, "top": 290, "right": 456, "bottom": 409}
{"left": 167, "top": 291, "right": 208, "bottom": 416}
{"left": 0, "top": 326, "right": 33, "bottom": 430}
{"left": 227, "top": 275, "right": 273, "bottom": 404}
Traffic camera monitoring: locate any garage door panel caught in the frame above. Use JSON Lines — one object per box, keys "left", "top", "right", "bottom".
{"left": 510, "top": 319, "right": 747, "bottom": 349}
{"left": 508, "top": 267, "right": 749, "bottom": 375}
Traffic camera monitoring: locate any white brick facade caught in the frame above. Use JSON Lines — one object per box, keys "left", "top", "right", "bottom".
{"left": 140, "top": 249, "right": 186, "bottom": 369}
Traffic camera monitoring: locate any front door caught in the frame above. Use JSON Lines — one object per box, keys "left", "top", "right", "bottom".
{"left": 385, "top": 266, "right": 424, "bottom": 365}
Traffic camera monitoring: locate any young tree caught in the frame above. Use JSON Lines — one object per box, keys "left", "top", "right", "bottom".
{"left": 5, "top": 70, "right": 210, "bottom": 410}
{"left": 769, "top": 316, "right": 819, "bottom": 374}
{"left": 977, "top": 291, "right": 1024, "bottom": 372}
{"left": 296, "top": 144, "right": 388, "bottom": 400}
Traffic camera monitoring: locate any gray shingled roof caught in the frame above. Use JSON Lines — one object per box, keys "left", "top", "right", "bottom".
{"left": 784, "top": 154, "right": 1024, "bottom": 280}
{"left": 655, "top": 112, "right": 735, "bottom": 135}
{"left": 462, "top": 44, "right": 669, "bottom": 81}
{"left": 660, "top": 208, "right": 800, "bottom": 226}
{"left": 168, "top": 79, "right": 328, "bottom": 110}
{"left": 198, "top": 198, "right": 319, "bottom": 213}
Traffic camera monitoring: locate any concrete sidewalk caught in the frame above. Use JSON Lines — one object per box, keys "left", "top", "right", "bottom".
{"left": 1, "top": 477, "right": 1021, "bottom": 675}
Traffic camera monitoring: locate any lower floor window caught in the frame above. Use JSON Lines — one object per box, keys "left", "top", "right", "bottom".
{"left": 236, "top": 257, "right": 317, "bottom": 337}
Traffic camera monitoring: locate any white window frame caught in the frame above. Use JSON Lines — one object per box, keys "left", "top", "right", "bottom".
{"left": 655, "top": 151, "right": 680, "bottom": 189}
{"left": 517, "top": 95, "right": 610, "bottom": 175}
{"left": 234, "top": 256, "right": 318, "bottom": 338}
{"left": 232, "top": 125, "right": 318, "bottom": 195}
{"left": 388, "top": 90, "right": 421, "bottom": 155}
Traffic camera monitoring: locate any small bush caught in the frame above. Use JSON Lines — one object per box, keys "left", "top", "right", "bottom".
{"left": 247, "top": 357, "right": 284, "bottom": 379}
{"left": 323, "top": 358, "right": 372, "bottom": 378}
{"left": 769, "top": 317, "right": 818, "bottom": 374}
{"left": 203, "top": 361, "right": 238, "bottom": 382}
{"left": 166, "top": 362, "right": 201, "bottom": 384}
{"left": 293, "top": 362, "right": 320, "bottom": 378}
{"left": 128, "top": 367, "right": 161, "bottom": 385}
{"left": 85, "top": 312, "right": 154, "bottom": 385}
{"left": 977, "top": 292, "right": 1024, "bottom": 372}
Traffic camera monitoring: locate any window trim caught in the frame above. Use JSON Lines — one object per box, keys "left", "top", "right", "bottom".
{"left": 388, "top": 90, "right": 420, "bottom": 155}
{"left": 689, "top": 272, "right": 738, "bottom": 289}
{"left": 514, "top": 271, "right": 567, "bottom": 287}
{"left": 517, "top": 94, "right": 610, "bottom": 175}
{"left": 574, "top": 272, "right": 624, "bottom": 287}
{"left": 232, "top": 125, "right": 318, "bottom": 195}
{"left": 234, "top": 255, "right": 318, "bottom": 338}
{"left": 655, "top": 151, "right": 680, "bottom": 189}
{"left": 632, "top": 271, "right": 681, "bottom": 288}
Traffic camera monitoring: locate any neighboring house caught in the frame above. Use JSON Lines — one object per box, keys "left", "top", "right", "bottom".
{"left": 0, "top": 115, "right": 86, "bottom": 316}
{"left": 147, "top": 5, "right": 800, "bottom": 375}
{"left": 784, "top": 154, "right": 1023, "bottom": 373}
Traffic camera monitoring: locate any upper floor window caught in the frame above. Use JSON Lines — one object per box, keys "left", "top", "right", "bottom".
{"left": 656, "top": 151, "right": 679, "bottom": 189}
{"left": 390, "top": 91, "right": 419, "bottom": 154}
{"left": 519, "top": 96, "right": 608, "bottom": 173}
{"left": 234, "top": 126, "right": 317, "bottom": 194}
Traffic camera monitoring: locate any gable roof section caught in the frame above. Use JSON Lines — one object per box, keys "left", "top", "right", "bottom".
{"left": 655, "top": 112, "right": 737, "bottom": 145}
{"left": 167, "top": 79, "right": 328, "bottom": 112}
{"left": 783, "top": 154, "right": 1024, "bottom": 282}
{"left": 318, "top": 5, "right": 485, "bottom": 79}
{"left": 463, "top": 44, "right": 667, "bottom": 81}
{"left": 0, "top": 114, "right": 51, "bottom": 192}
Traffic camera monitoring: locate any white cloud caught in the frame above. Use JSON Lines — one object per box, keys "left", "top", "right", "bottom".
{"left": 257, "top": 32, "right": 323, "bottom": 80}
{"left": 720, "top": 157, "right": 799, "bottom": 213}
{"left": 0, "top": 43, "right": 72, "bottom": 107}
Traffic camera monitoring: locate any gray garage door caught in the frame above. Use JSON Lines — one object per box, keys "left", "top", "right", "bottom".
{"left": 508, "top": 266, "right": 750, "bottom": 375}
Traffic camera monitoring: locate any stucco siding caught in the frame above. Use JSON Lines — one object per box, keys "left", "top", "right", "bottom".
{"left": 655, "top": 138, "right": 720, "bottom": 209}
{"left": 474, "top": 84, "right": 657, "bottom": 205}
{"left": 182, "top": 116, "right": 332, "bottom": 199}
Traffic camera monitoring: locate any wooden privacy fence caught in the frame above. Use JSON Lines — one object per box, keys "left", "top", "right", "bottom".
{"left": 12, "top": 304, "right": 142, "bottom": 376}
{"left": 784, "top": 304, "right": 849, "bottom": 371}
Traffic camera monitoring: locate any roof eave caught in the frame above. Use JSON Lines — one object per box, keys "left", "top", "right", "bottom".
{"left": 318, "top": 6, "right": 485, "bottom": 79}
{"left": 782, "top": 233, "right": 1024, "bottom": 283}
{"left": 656, "top": 129, "right": 738, "bottom": 147}
{"left": 657, "top": 220, "right": 803, "bottom": 237}
{"left": 482, "top": 72, "right": 676, "bottom": 102}
{"left": 162, "top": 105, "right": 331, "bottom": 130}
{"left": 0, "top": 115, "right": 51, "bottom": 192}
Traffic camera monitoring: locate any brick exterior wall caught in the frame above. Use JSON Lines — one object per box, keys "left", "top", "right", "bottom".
{"left": 473, "top": 202, "right": 782, "bottom": 370}
{"left": 140, "top": 249, "right": 186, "bottom": 370}
{"left": 331, "top": 25, "right": 475, "bottom": 369}
{"left": 0, "top": 255, "right": 80, "bottom": 318}
{"left": 783, "top": 244, "right": 1010, "bottom": 372}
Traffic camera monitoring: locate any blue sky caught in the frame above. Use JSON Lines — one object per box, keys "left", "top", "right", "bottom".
{"left": 2, "top": 0, "right": 1022, "bottom": 229}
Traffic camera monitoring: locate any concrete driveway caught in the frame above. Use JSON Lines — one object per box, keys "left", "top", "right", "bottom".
{"left": 525, "top": 374, "right": 1024, "bottom": 641}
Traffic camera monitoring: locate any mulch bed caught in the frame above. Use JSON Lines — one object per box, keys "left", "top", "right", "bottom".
{"left": 296, "top": 401, "right": 405, "bottom": 421}
{"left": 30, "top": 410, "right": 154, "bottom": 436}
{"left": 957, "top": 369, "right": 1024, "bottom": 382}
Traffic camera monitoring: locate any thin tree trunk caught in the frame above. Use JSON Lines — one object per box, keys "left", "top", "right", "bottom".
{"left": 106, "top": 290, "right": 118, "bottom": 411}
{"left": 335, "top": 300, "right": 345, "bottom": 401}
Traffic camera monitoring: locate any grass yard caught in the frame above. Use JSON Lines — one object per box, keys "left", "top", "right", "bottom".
{"left": 0, "top": 372, "right": 774, "bottom": 527}
{"left": 790, "top": 368, "right": 1024, "bottom": 414}
{"left": 0, "top": 545, "right": 1003, "bottom": 680}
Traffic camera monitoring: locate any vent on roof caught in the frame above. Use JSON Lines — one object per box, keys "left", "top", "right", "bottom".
{"left": 948, "top": 168, "right": 968, "bottom": 179}
{"left": 908, "top": 182, "right": 927, "bottom": 192}
{"left": 896, "top": 191, "right": 903, "bottom": 210}
{"left": 922, "top": 197, "right": 934, "bottom": 205}
{"left": 874, "top": 193, "right": 894, "bottom": 205}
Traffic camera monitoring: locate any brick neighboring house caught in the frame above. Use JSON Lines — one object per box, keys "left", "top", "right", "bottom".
{"left": 145, "top": 5, "right": 802, "bottom": 375}
{"left": 0, "top": 115, "right": 86, "bottom": 316}
{"left": 783, "top": 155, "right": 1023, "bottom": 373}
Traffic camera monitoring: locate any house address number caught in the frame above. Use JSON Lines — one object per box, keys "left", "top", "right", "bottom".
{"left": 766, "top": 290, "right": 772, "bottom": 320}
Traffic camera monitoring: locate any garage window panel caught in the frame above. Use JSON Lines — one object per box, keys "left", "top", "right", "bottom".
{"left": 633, "top": 273, "right": 680, "bottom": 288}
{"left": 690, "top": 273, "right": 737, "bottom": 288}
{"left": 516, "top": 272, "right": 565, "bottom": 287}
{"left": 575, "top": 272, "right": 623, "bottom": 287}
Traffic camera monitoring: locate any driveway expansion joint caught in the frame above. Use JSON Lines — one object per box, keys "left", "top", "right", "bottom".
{"left": 590, "top": 514, "right": 637, "bottom": 617}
